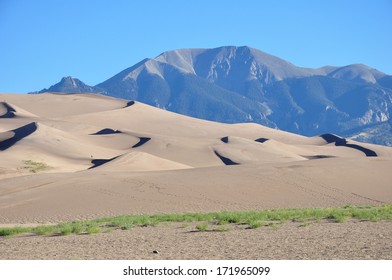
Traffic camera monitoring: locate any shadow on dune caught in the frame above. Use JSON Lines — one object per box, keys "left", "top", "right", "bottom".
{"left": 220, "top": 136, "right": 229, "bottom": 143}
{"left": 320, "top": 134, "right": 377, "bottom": 157}
{"left": 124, "top": 100, "right": 135, "bottom": 108}
{"left": 90, "top": 128, "right": 122, "bottom": 135}
{"left": 303, "top": 155, "right": 336, "bottom": 160}
{"left": 132, "top": 137, "right": 151, "bottom": 148}
{"left": 255, "top": 137, "right": 269, "bottom": 143}
{"left": 0, "top": 102, "right": 16, "bottom": 118}
{"left": 214, "top": 151, "right": 239, "bottom": 165}
{"left": 89, "top": 156, "right": 120, "bottom": 169}
{"left": 0, "top": 122, "right": 38, "bottom": 151}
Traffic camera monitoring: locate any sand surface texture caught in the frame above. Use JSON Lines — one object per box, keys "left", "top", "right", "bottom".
{"left": 1, "top": 93, "right": 392, "bottom": 224}
{"left": 1, "top": 221, "right": 391, "bottom": 259}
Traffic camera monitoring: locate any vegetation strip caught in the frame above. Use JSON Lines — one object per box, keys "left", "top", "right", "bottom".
{"left": 21, "top": 160, "right": 51, "bottom": 173}
{"left": 1, "top": 205, "right": 391, "bottom": 237}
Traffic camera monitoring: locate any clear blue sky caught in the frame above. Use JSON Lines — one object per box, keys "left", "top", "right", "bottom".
{"left": 1, "top": 0, "right": 391, "bottom": 93}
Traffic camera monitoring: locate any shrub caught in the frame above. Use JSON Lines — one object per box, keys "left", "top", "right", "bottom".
{"left": 22, "top": 160, "right": 51, "bottom": 173}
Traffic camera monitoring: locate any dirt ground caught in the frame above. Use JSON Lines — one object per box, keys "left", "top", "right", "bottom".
{"left": 1, "top": 220, "right": 391, "bottom": 260}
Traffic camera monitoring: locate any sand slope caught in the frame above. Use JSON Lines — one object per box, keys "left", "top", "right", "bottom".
{"left": 0, "top": 92, "right": 392, "bottom": 224}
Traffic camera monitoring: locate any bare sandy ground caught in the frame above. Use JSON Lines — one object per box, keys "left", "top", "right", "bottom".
{"left": 0, "top": 159, "right": 391, "bottom": 224}
{"left": 1, "top": 92, "right": 392, "bottom": 259}
{"left": 1, "top": 221, "right": 391, "bottom": 260}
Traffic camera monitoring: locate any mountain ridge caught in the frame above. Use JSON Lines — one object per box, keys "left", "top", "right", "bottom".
{"left": 33, "top": 46, "right": 392, "bottom": 146}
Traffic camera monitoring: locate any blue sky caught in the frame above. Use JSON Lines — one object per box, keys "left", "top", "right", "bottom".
{"left": 1, "top": 0, "right": 391, "bottom": 93}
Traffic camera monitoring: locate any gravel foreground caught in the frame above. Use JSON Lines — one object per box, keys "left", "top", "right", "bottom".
{"left": 1, "top": 220, "right": 391, "bottom": 260}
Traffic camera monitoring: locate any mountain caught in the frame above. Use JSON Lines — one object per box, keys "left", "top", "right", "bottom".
{"left": 35, "top": 46, "right": 392, "bottom": 145}
{"left": 37, "top": 76, "right": 101, "bottom": 94}
{"left": 343, "top": 119, "right": 392, "bottom": 146}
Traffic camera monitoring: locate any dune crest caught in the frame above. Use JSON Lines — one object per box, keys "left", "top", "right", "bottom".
{"left": 320, "top": 134, "right": 377, "bottom": 157}
{"left": 0, "top": 102, "right": 16, "bottom": 118}
{"left": 0, "top": 122, "right": 38, "bottom": 151}
{"left": 0, "top": 101, "right": 37, "bottom": 118}
{"left": 90, "top": 128, "right": 122, "bottom": 135}
{"left": 90, "top": 151, "right": 192, "bottom": 171}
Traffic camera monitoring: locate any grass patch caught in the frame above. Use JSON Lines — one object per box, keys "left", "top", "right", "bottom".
{"left": 71, "top": 223, "right": 83, "bottom": 234}
{"left": 248, "top": 220, "right": 265, "bottom": 229}
{"left": 59, "top": 225, "right": 73, "bottom": 236}
{"left": 86, "top": 226, "right": 101, "bottom": 234}
{"left": 0, "top": 227, "right": 32, "bottom": 237}
{"left": 214, "top": 225, "right": 230, "bottom": 232}
{"left": 1, "top": 204, "right": 391, "bottom": 238}
{"left": 34, "top": 226, "right": 56, "bottom": 235}
{"left": 21, "top": 160, "right": 51, "bottom": 173}
{"left": 195, "top": 223, "right": 208, "bottom": 231}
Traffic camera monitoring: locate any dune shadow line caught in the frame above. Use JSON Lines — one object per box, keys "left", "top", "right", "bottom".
{"left": 320, "top": 134, "right": 377, "bottom": 157}
{"left": 255, "top": 137, "right": 269, "bottom": 143}
{"left": 132, "top": 137, "right": 151, "bottom": 148}
{"left": 89, "top": 155, "right": 120, "bottom": 169}
{"left": 0, "top": 102, "right": 16, "bottom": 118}
{"left": 124, "top": 100, "right": 135, "bottom": 108}
{"left": 0, "top": 122, "right": 38, "bottom": 151}
{"left": 90, "top": 128, "right": 122, "bottom": 135}
{"left": 304, "top": 155, "right": 336, "bottom": 160}
{"left": 214, "top": 151, "right": 239, "bottom": 165}
{"left": 220, "top": 136, "right": 229, "bottom": 143}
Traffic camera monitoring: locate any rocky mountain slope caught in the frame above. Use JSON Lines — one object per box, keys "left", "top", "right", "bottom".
{"left": 35, "top": 46, "right": 392, "bottom": 145}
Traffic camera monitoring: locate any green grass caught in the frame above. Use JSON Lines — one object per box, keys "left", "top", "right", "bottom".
{"left": 59, "top": 225, "right": 73, "bottom": 236}
{"left": 0, "top": 227, "right": 32, "bottom": 237}
{"left": 70, "top": 223, "right": 83, "bottom": 234}
{"left": 86, "top": 226, "right": 101, "bottom": 234}
{"left": 195, "top": 223, "right": 208, "bottom": 231}
{"left": 21, "top": 160, "right": 51, "bottom": 173}
{"left": 34, "top": 225, "right": 56, "bottom": 235}
{"left": 214, "top": 225, "right": 230, "bottom": 232}
{"left": 1, "top": 204, "right": 391, "bottom": 237}
{"left": 248, "top": 220, "right": 265, "bottom": 229}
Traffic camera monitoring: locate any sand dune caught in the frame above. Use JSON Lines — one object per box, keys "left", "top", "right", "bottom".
{"left": 132, "top": 137, "right": 151, "bottom": 148}
{"left": 0, "top": 102, "right": 37, "bottom": 119}
{"left": 214, "top": 136, "right": 307, "bottom": 164}
{"left": 90, "top": 128, "right": 122, "bottom": 135}
{"left": 0, "top": 92, "right": 392, "bottom": 224}
{"left": 0, "top": 102, "right": 16, "bottom": 118}
{"left": 91, "top": 151, "right": 192, "bottom": 171}
{"left": 1, "top": 93, "right": 128, "bottom": 118}
{"left": 320, "top": 134, "right": 377, "bottom": 156}
{"left": 0, "top": 121, "right": 124, "bottom": 174}
{"left": 0, "top": 122, "right": 38, "bottom": 151}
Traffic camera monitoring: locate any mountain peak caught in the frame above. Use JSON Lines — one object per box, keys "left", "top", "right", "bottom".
{"left": 148, "top": 46, "right": 318, "bottom": 84}
{"left": 39, "top": 76, "right": 100, "bottom": 94}
{"left": 60, "top": 76, "right": 82, "bottom": 88}
{"left": 328, "top": 64, "right": 385, "bottom": 84}
{"left": 35, "top": 46, "right": 392, "bottom": 146}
